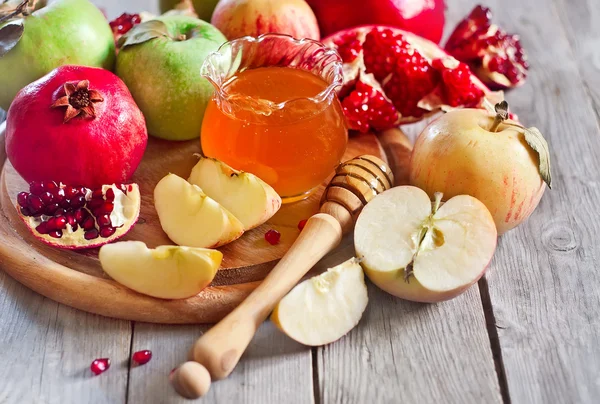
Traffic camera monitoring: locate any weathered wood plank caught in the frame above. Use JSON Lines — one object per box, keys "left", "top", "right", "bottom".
{"left": 0, "top": 270, "right": 132, "bottom": 403}
{"left": 127, "top": 322, "right": 313, "bottom": 403}
{"left": 448, "top": 0, "right": 600, "bottom": 403}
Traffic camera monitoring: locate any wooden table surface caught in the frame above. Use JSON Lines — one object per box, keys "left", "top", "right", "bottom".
{"left": 1, "top": 0, "right": 599, "bottom": 402}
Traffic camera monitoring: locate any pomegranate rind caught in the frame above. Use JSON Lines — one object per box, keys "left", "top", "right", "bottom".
{"left": 322, "top": 25, "right": 504, "bottom": 130}
{"left": 16, "top": 184, "right": 141, "bottom": 250}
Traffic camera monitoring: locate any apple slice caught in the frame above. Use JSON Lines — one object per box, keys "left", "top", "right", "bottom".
{"left": 188, "top": 156, "right": 281, "bottom": 230}
{"left": 271, "top": 258, "right": 368, "bottom": 346}
{"left": 99, "top": 241, "right": 222, "bottom": 299}
{"left": 154, "top": 173, "right": 245, "bottom": 248}
{"left": 354, "top": 186, "right": 497, "bottom": 302}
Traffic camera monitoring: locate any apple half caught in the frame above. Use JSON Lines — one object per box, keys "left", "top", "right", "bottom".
{"left": 99, "top": 241, "right": 222, "bottom": 299}
{"left": 188, "top": 156, "right": 281, "bottom": 230}
{"left": 354, "top": 186, "right": 497, "bottom": 302}
{"left": 154, "top": 173, "right": 245, "bottom": 248}
{"left": 271, "top": 258, "right": 368, "bottom": 346}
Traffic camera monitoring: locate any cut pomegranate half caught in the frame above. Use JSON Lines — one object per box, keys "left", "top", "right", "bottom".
{"left": 322, "top": 25, "right": 503, "bottom": 132}
{"left": 16, "top": 181, "right": 140, "bottom": 250}
{"left": 445, "top": 5, "right": 529, "bottom": 90}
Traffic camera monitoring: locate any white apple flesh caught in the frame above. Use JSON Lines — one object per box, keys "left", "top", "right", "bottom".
{"left": 271, "top": 258, "right": 368, "bottom": 346}
{"left": 154, "top": 173, "right": 244, "bottom": 248}
{"left": 354, "top": 186, "right": 497, "bottom": 302}
{"left": 99, "top": 241, "right": 222, "bottom": 299}
{"left": 188, "top": 156, "right": 281, "bottom": 230}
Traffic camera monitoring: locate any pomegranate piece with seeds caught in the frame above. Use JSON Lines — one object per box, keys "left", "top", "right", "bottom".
{"left": 445, "top": 5, "right": 529, "bottom": 90}
{"left": 15, "top": 182, "right": 140, "bottom": 250}
{"left": 109, "top": 13, "right": 143, "bottom": 45}
{"left": 323, "top": 25, "right": 503, "bottom": 132}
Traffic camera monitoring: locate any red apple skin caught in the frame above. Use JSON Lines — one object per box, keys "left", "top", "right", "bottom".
{"left": 409, "top": 109, "right": 546, "bottom": 235}
{"left": 211, "top": 0, "right": 320, "bottom": 40}
{"left": 305, "top": 0, "right": 445, "bottom": 44}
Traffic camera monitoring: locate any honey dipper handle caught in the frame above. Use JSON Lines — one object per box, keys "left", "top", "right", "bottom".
{"left": 189, "top": 213, "right": 342, "bottom": 381}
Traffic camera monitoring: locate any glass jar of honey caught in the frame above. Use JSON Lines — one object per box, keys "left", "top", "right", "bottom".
{"left": 200, "top": 34, "right": 347, "bottom": 203}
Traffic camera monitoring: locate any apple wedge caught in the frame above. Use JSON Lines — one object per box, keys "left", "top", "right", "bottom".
{"left": 188, "top": 156, "right": 282, "bottom": 230}
{"left": 99, "top": 241, "right": 222, "bottom": 299}
{"left": 354, "top": 186, "right": 497, "bottom": 302}
{"left": 271, "top": 258, "right": 368, "bottom": 346}
{"left": 154, "top": 173, "right": 245, "bottom": 248}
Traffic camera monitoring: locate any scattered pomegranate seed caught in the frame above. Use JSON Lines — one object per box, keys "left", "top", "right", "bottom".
{"left": 265, "top": 229, "right": 281, "bottom": 245}
{"left": 90, "top": 358, "right": 110, "bottom": 375}
{"left": 298, "top": 219, "right": 308, "bottom": 231}
{"left": 132, "top": 350, "right": 152, "bottom": 365}
{"left": 109, "top": 13, "right": 142, "bottom": 35}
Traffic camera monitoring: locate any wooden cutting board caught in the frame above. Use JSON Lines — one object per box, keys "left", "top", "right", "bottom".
{"left": 0, "top": 122, "right": 410, "bottom": 323}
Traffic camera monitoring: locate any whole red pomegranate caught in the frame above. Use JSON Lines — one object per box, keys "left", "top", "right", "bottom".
{"left": 323, "top": 26, "right": 502, "bottom": 133}
{"left": 305, "top": 0, "right": 445, "bottom": 44}
{"left": 6, "top": 65, "right": 147, "bottom": 188}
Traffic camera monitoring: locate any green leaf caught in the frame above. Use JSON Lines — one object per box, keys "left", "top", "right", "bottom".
{"left": 0, "top": 22, "right": 23, "bottom": 58}
{"left": 523, "top": 126, "right": 553, "bottom": 189}
{"left": 118, "top": 20, "right": 170, "bottom": 50}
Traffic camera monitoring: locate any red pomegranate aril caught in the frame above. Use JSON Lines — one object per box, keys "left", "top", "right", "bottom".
{"left": 60, "top": 198, "right": 72, "bottom": 209}
{"left": 132, "top": 350, "right": 152, "bottom": 365}
{"left": 17, "top": 192, "right": 29, "bottom": 208}
{"left": 44, "top": 203, "right": 60, "bottom": 216}
{"left": 74, "top": 208, "right": 88, "bottom": 223}
{"left": 26, "top": 194, "right": 44, "bottom": 213}
{"left": 48, "top": 216, "right": 67, "bottom": 230}
{"left": 54, "top": 208, "right": 66, "bottom": 217}
{"left": 81, "top": 216, "right": 96, "bottom": 231}
{"left": 39, "top": 191, "right": 54, "bottom": 204}
{"left": 64, "top": 186, "right": 78, "bottom": 199}
{"left": 105, "top": 188, "right": 115, "bottom": 202}
{"left": 35, "top": 222, "right": 50, "bottom": 235}
{"left": 84, "top": 229, "right": 99, "bottom": 240}
{"left": 96, "top": 214, "right": 112, "bottom": 228}
{"left": 52, "top": 188, "right": 65, "bottom": 202}
{"left": 71, "top": 195, "right": 87, "bottom": 209}
{"left": 265, "top": 229, "right": 281, "bottom": 245}
{"left": 87, "top": 198, "right": 103, "bottom": 210}
{"left": 48, "top": 230, "right": 63, "bottom": 238}
{"left": 100, "top": 226, "right": 116, "bottom": 238}
{"left": 29, "top": 181, "right": 44, "bottom": 195}
{"left": 90, "top": 358, "right": 110, "bottom": 376}
{"left": 91, "top": 189, "right": 104, "bottom": 200}
{"left": 99, "top": 201, "right": 114, "bottom": 215}
{"left": 43, "top": 181, "right": 58, "bottom": 191}
{"left": 298, "top": 219, "right": 308, "bottom": 230}
{"left": 20, "top": 207, "right": 33, "bottom": 216}
{"left": 131, "top": 14, "right": 141, "bottom": 24}
{"left": 78, "top": 186, "right": 89, "bottom": 197}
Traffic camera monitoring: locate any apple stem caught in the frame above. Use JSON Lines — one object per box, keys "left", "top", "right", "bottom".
{"left": 489, "top": 101, "right": 509, "bottom": 133}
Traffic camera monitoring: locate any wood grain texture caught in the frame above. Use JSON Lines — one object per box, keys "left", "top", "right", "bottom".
{"left": 128, "top": 322, "right": 313, "bottom": 404}
{"left": 448, "top": 0, "right": 600, "bottom": 403}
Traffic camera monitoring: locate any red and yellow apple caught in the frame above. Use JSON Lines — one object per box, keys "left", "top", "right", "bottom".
{"left": 409, "top": 108, "right": 549, "bottom": 234}
{"left": 211, "top": 0, "right": 320, "bottom": 40}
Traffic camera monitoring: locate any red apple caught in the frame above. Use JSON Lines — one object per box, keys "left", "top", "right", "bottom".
{"left": 305, "top": 0, "right": 445, "bottom": 44}
{"left": 211, "top": 0, "right": 320, "bottom": 40}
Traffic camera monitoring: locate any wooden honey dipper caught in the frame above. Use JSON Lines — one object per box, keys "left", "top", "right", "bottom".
{"left": 170, "top": 154, "right": 394, "bottom": 399}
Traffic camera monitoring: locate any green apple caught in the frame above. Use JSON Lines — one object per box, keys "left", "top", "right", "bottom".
{"left": 0, "top": 0, "right": 115, "bottom": 110}
{"left": 159, "top": 0, "right": 221, "bottom": 22}
{"left": 115, "top": 15, "right": 226, "bottom": 141}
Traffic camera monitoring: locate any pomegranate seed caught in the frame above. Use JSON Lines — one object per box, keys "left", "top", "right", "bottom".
{"left": 90, "top": 358, "right": 110, "bottom": 375}
{"left": 48, "top": 230, "right": 63, "bottom": 238}
{"left": 66, "top": 214, "right": 76, "bottom": 227}
{"left": 17, "top": 192, "right": 29, "bottom": 208}
{"left": 29, "top": 181, "right": 44, "bottom": 195}
{"left": 132, "top": 350, "right": 152, "bottom": 365}
{"left": 27, "top": 194, "right": 44, "bottom": 213}
{"left": 74, "top": 208, "right": 88, "bottom": 223}
{"left": 39, "top": 191, "right": 54, "bottom": 204}
{"left": 54, "top": 208, "right": 65, "bottom": 217}
{"left": 52, "top": 188, "right": 65, "bottom": 202}
{"left": 99, "top": 201, "right": 114, "bottom": 215}
{"left": 91, "top": 189, "right": 104, "bottom": 200}
{"left": 97, "top": 214, "right": 112, "bottom": 228}
{"left": 50, "top": 216, "right": 67, "bottom": 230}
{"left": 105, "top": 188, "right": 115, "bottom": 201}
{"left": 20, "top": 207, "right": 33, "bottom": 216}
{"left": 77, "top": 186, "right": 89, "bottom": 197}
{"left": 60, "top": 198, "right": 72, "bottom": 209}
{"left": 100, "top": 226, "right": 116, "bottom": 238}
{"left": 81, "top": 216, "right": 96, "bottom": 231}
{"left": 265, "top": 229, "right": 281, "bottom": 245}
{"left": 64, "top": 186, "right": 78, "bottom": 199}
{"left": 87, "top": 199, "right": 103, "bottom": 210}
{"left": 84, "top": 229, "right": 99, "bottom": 240}
{"left": 43, "top": 181, "right": 58, "bottom": 191}
{"left": 35, "top": 222, "right": 49, "bottom": 234}
{"left": 71, "top": 195, "right": 86, "bottom": 209}
{"left": 298, "top": 219, "right": 308, "bottom": 231}
{"left": 44, "top": 203, "right": 60, "bottom": 216}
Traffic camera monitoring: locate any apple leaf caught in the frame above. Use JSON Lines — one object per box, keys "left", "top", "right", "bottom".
{"left": 0, "top": 22, "right": 23, "bottom": 58}
{"left": 523, "top": 126, "right": 553, "bottom": 189}
{"left": 118, "top": 20, "right": 170, "bottom": 50}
